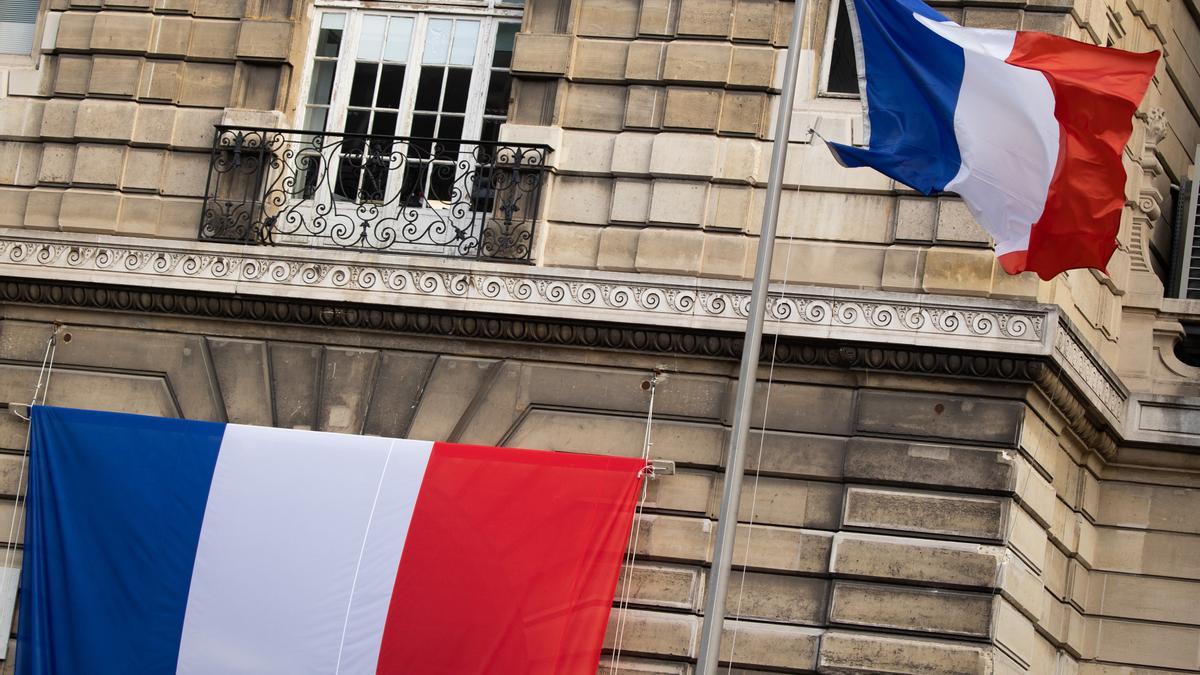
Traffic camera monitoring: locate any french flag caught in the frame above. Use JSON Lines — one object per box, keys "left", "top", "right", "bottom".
{"left": 828, "top": 0, "right": 1159, "bottom": 280}
{"left": 18, "top": 407, "right": 644, "bottom": 675}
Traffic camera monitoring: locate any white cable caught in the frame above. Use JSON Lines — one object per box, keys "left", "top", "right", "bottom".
{"left": 725, "top": 191, "right": 801, "bottom": 671}
{"left": 609, "top": 373, "right": 657, "bottom": 674}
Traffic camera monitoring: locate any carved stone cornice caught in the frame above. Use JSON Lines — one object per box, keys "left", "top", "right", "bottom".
{"left": 0, "top": 230, "right": 1127, "bottom": 443}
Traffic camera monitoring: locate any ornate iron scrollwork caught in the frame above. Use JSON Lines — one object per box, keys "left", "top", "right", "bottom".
{"left": 199, "top": 126, "right": 549, "bottom": 262}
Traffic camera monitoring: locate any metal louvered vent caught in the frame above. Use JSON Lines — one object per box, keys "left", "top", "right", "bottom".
{"left": 1171, "top": 163, "right": 1200, "bottom": 300}
{"left": 0, "top": 0, "right": 38, "bottom": 56}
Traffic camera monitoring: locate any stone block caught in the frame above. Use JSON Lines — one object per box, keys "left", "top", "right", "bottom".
{"left": 156, "top": 197, "right": 203, "bottom": 239}
{"left": 722, "top": 476, "right": 841, "bottom": 528}
{"left": 121, "top": 148, "right": 166, "bottom": 191}
{"left": 715, "top": 139, "right": 760, "bottom": 183}
{"left": 54, "top": 54, "right": 92, "bottom": 96}
{"left": 881, "top": 246, "right": 923, "bottom": 291}
{"left": 998, "top": 549, "right": 1044, "bottom": 620}
{"left": 609, "top": 179, "right": 650, "bottom": 223}
{"left": 733, "top": 524, "right": 831, "bottom": 574}
{"left": 663, "top": 42, "right": 730, "bottom": 84}
{"left": 55, "top": 12, "right": 95, "bottom": 51}
{"left": 596, "top": 226, "right": 640, "bottom": 270}
{"left": 624, "top": 86, "right": 664, "bottom": 129}
{"left": 718, "top": 92, "right": 766, "bottom": 135}
{"left": 59, "top": 189, "right": 121, "bottom": 232}
{"left": 236, "top": 19, "right": 292, "bottom": 60}
{"left": 0, "top": 98, "right": 44, "bottom": 140}
{"left": 637, "top": 0, "right": 674, "bottom": 36}
{"left": 169, "top": 108, "right": 221, "bottom": 150}
{"left": 831, "top": 532, "right": 1006, "bottom": 588}
{"left": 963, "top": 7, "right": 1021, "bottom": 29}
{"left": 104, "top": 0, "right": 154, "bottom": 8}
{"left": 709, "top": 185, "right": 752, "bottom": 231}
{"left": 72, "top": 143, "right": 126, "bottom": 187}
{"left": 718, "top": 621, "right": 820, "bottom": 671}
{"left": 842, "top": 486, "right": 1009, "bottom": 541}
{"left": 1091, "top": 618, "right": 1200, "bottom": 670}
{"left": 601, "top": 608, "right": 698, "bottom": 658}
{"left": 562, "top": 84, "right": 625, "bottom": 131}
{"left": 768, "top": 240, "right": 887, "bottom": 287}
{"left": 677, "top": 0, "right": 733, "bottom": 36}
{"left": 193, "top": 0, "right": 243, "bottom": 18}
{"left": 88, "top": 55, "right": 142, "bottom": 97}
{"left": 0, "top": 142, "right": 40, "bottom": 186}
{"left": 700, "top": 232, "right": 749, "bottom": 278}
{"left": 511, "top": 33, "right": 571, "bottom": 75}
{"left": 178, "top": 62, "right": 235, "bottom": 107}
{"left": 24, "top": 188, "right": 65, "bottom": 229}
{"left": 154, "top": 0, "right": 193, "bottom": 13}
{"left": 634, "top": 228, "right": 704, "bottom": 274}
{"left": 728, "top": 46, "right": 775, "bottom": 88}
{"left": 117, "top": 194, "right": 162, "bottom": 235}
{"left": 160, "top": 151, "right": 212, "bottom": 197}
{"left": 624, "top": 42, "right": 664, "bottom": 81}
{"left": 150, "top": 16, "right": 191, "bottom": 57}
{"left": 615, "top": 562, "right": 701, "bottom": 610}
{"left": 662, "top": 87, "right": 721, "bottom": 130}
{"left": 649, "top": 133, "right": 718, "bottom": 178}
{"left": 75, "top": 99, "right": 137, "bottom": 141}
{"left": 187, "top": 19, "right": 240, "bottom": 60}
{"left": 830, "top": 581, "right": 995, "bottom": 638}
{"left": 843, "top": 437, "right": 1018, "bottom": 493}
{"left": 715, "top": 573, "right": 827, "bottom": 625}
{"left": 895, "top": 196, "right": 936, "bottom": 240}
{"left": 576, "top": 0, "right": 639, "bottom": 38}
{"left": 994, "top": 599, "right": 1038, "bottom": 668}
{"left": 132, "top": 104, "right": 176, "bottom": 146}
{"left": 818, "top": 630, "right": 993, "bottom": 674}
{"left": 546, "top": 176, "right": 611, "bottom": 225}
{"left": 540, "top": 223, "right": 601, "bottom": 268}
{"left": 140, "top": 60, "right": 182, "bottom": 101}
{"left": 855, "top": 389, "right": 1024, "bottom": 446}
{"left": 557, "top": 130, "right": 614, "bottom": 175}
{"left": 90, "top": 11, "right": 153, "bottom": 52}
{"left": 991, "top": 267, "right": 1040, "bottom": 300}
{"left": 936, "top": 198, "right": 990, "bottom": 244}
{"left": 1007, "top": 503, "right": 1047, "bottom": 572}
{"left": 571, "top": 39, "right": 627, "bottom": 82}
{"left": 38, "top": 143, "right": 76, "bottom": 184}
{"left": 610, "top": 132, "right": 654, "bottom": 175}
{"left": 648, "top": 179, "right": 707, "bottom": 226}
{"left": 0, "top": 188, "right": 29, "bottom": 227}
{"left": 732, "top": 0, "right": 776, "bottom": 41}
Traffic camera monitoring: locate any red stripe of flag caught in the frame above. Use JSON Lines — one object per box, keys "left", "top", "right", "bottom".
{"left": 375, "top": 442, "right": 644, "bottom": 674}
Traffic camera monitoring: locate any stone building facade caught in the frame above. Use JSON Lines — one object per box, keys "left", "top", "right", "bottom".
{"left": 0, "top": 0, "right": 1197, "bottom": 672}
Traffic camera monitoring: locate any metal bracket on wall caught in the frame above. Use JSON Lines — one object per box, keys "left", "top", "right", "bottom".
{"left": 5, "top": 403, "right": 30, "bottom": 421}
{"left": 643, "top": 459, "right": 675, "bottom": 479}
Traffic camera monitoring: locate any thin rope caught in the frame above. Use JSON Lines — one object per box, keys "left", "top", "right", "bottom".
{"left": 609, "top": 373, "right": 657, "bottom": 675}
{"left": 1, "top": 325, "right": 61, "bottom": 608}
{"left": 725, "top": 137, "right": 809, "bottom": 668}
{"left": 334, "top": 440, "right": 396, "bottom": 674}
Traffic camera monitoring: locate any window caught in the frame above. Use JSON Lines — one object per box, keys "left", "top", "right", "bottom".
{"left": 820, "top": 0, "right": 859, "bottom": 97}
{"left": 0, "top": 0, "right": 39, "bottom": 56}
{"left": 299, "top": 10, "right": 519, "bottom": 204}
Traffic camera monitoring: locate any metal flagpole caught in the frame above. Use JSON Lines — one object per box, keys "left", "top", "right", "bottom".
{"left": 694, "top": 0, "right": 808, "bottom": 671}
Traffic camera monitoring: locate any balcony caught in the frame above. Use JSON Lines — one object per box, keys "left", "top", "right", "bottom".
{"left": 198, "top": 126, "right": 550, "bottom": 262}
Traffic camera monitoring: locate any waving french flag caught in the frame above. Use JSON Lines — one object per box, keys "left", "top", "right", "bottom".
{"left": 18, "top": 407, "right": 644, "bottom": 675}
{"left": 828, "top": 0, "right": 1158, "bottom": 280}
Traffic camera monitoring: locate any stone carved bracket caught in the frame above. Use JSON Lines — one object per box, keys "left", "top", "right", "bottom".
{"left": 0, "top": 230, "right": 1126, "bottom": 439}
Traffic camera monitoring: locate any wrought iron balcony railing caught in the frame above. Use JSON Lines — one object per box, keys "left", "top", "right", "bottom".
{"left": 199, "top": 126, "right": 550, "bottom": 262}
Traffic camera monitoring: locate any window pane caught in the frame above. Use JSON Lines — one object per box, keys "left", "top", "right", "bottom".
{"left": 384, "top": 17, "right": 413, "bottom": 62}
{"left": 376, "top": 64, "right": 406, "bottom": 108}
{"left": 316, "top": 14, "right": 344, "bottom": 57}
{"left": 348, "top": 62, "right": 378, "bottom": 106}
{"left": 442, "top": 68, "right": 471, "bottom": 113}
{"left": 358, "top": 15, "right": 386, "bottom": 60}
{"left": 481, "top": 119, "right": 501, "bottom": 143}
{"left": 424, "top": 19, "right": 452, "bottom": 64}
{"left": 372, "top": 111, "right": 399, "bottom": 138}
{"left": 410, "top": 114, "right": 436, "bottom": 140}
{"left": 484, "top": 72, "right": 511, "bottom": 116}
{"left": 493, "top": 23, "right": 517, "bottom": 69}
{"left": 449, "top": 21, "right": 479, "bottom": 66}
{"left": 438, "top": 116, "right": 464, "bottom": 141}
{"left": 344, "top": 109, "right": 370, "bottom": 138}
{"left": 827, "top": 0, "right": 860, "bottom": 95}
{"left": 415, "top": 67, "right": 443, "bottom": 111}
{"left": 307, "top": 60, "right": 338, "bottom": 104}
{"left": 302, "top": 106, "right": 329, "bottom": 132}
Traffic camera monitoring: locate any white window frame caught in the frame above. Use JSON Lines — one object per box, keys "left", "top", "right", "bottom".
{"left": 818, "top": 0, "right": 859, "bottom": 99}
{"left": 279, "top": 4, "right": 522, "bottom": 254}
{"left": 0, "top": 0, "right": 50, "bottom": 69}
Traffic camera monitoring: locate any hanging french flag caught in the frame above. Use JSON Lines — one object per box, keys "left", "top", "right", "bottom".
{"left": 828, "top": 0, "right": 1159, "bottom": 280}
{"left": 18, "top": 407, "right": 644, "bottom": 675}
